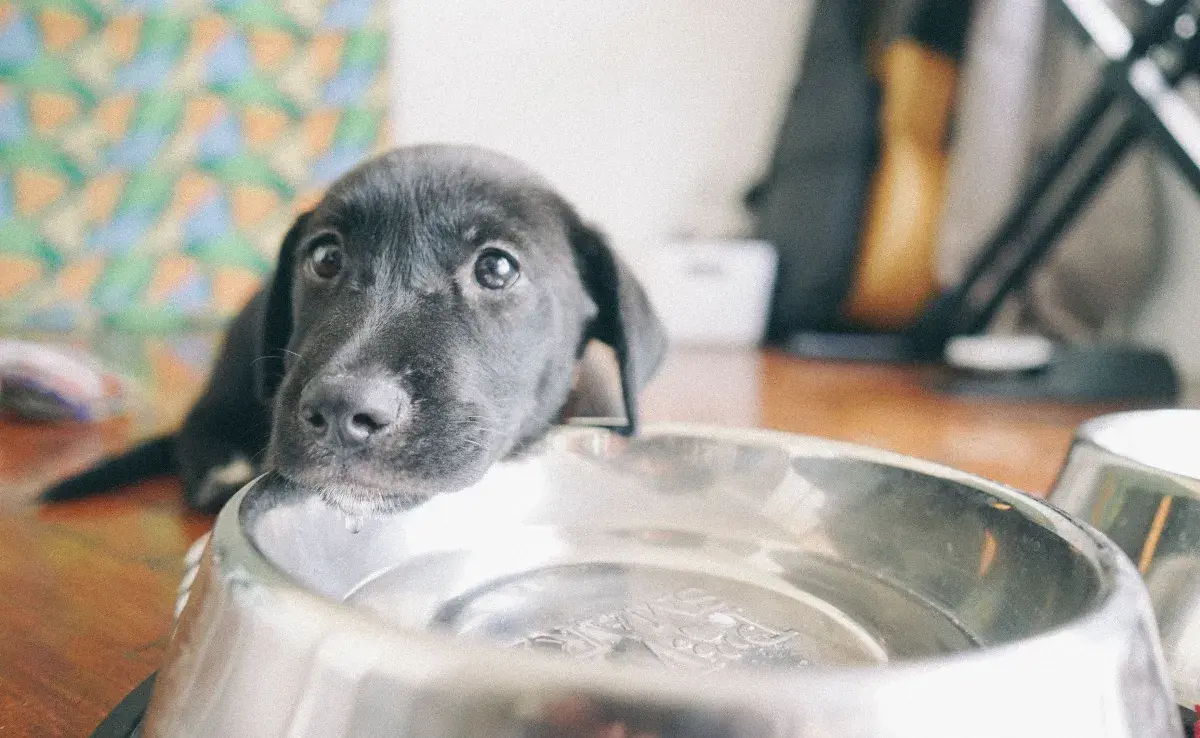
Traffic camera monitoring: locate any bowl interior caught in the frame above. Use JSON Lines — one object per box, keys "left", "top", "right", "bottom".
{"left": 241, "top": 428, "right": 1102, "bottom": 674}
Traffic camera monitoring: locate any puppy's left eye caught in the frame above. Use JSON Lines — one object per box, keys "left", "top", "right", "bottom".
{"left": 474, "top": 248, "right": 520, "bottom": 290}
{"left": 308, "top": 243, "right": 344, "bottom": 280}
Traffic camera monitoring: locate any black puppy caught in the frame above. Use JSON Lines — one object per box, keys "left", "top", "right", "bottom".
{"left": 42, "top": 145, "right": 666, "bottom": 515}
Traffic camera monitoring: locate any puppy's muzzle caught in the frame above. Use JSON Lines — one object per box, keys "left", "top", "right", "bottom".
{"left": 298, "top": 374, "right": 410, "bottom": 450}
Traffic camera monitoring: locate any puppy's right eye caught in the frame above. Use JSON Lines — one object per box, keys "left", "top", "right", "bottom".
{"left": 474, "top": 248, "right": 520, "bottom": 290}
{"left": 307, "top": 243, "right": 344, "bottom": 280}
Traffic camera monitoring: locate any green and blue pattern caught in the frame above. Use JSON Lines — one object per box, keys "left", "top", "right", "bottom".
{"left": 0, "top": 0, "right": 390, "bottom": 332}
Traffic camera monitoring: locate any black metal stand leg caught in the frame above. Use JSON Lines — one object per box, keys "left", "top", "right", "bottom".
{"left": 957, "top": 88, "right": 1118, "bottom": 291}
{"left": 951, "top": 0, "right": 1191, "bottom": 301}
{"left": 908, "top": 88, "right": 1118, "bottom": 353}
{"left": 1125, "top": 52, "right": 1200, "bottom": 193}
{"left": 963, "top": 31, "right": 1200, "bottom": 333}
{"left": 968, "top": 116, "right": 1140, "bottom": 332}
{"left": 909, "top": 0, "right": 1194, "bottom": 353}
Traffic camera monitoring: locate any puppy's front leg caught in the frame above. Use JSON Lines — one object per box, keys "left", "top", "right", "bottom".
{"left": 175, "top": 415, "right": 262, "bottom": 513}
{"left": 175, "top": 289, "right": 274, "bottom": 513}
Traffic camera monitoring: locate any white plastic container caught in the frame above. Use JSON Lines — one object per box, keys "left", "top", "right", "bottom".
{"left": 629, "top": 239, "right": 777, "bottom": 346}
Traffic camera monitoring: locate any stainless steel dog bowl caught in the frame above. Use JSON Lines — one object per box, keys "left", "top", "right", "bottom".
{"left": 1051, "top": 409, "right": 1200, "bottom": 708}
{"left": 146, "top": 425, "right": 1180, "bottom": 737}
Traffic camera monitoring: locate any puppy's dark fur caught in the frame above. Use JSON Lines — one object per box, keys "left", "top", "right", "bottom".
{"left": 42, "top": 145, "right": 666, "bottom": 514}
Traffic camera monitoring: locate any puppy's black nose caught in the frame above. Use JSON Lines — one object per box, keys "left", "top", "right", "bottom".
{"left": 299, "top": 375, "right": 408, "bottom": 449}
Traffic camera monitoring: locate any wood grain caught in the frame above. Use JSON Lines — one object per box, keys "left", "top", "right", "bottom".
{"left": 644, "top": 348, "right": 1121, "bottom": 494}
{"left": 0, "top": 343, "right": 1132, "bottom": 735}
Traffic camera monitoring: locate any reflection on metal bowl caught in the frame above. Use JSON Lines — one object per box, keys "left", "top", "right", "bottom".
{"left": 1051, "top": 409, "right": 1200, "bottom": 708}
{"left": 147, "top": 425, "right": 1179, "bottom": 737}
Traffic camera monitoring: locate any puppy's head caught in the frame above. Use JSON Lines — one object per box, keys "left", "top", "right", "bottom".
{"left": 256, "top": 145, "right": 666, "bottom": 514}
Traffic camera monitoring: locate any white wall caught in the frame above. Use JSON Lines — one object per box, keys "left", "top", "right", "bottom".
{"left": 388, "top": 1, "right": 813, "bottom": 256}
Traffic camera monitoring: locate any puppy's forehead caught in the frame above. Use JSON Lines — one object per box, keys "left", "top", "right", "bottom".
{"left": 303, "top": 146, "right": 579, "bottom": 290}
{"left": 317, "top": 145, "right": 560, "bottom": 234}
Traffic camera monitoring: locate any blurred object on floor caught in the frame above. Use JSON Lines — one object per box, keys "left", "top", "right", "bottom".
{"left": 0, "top": 330, "right": 218, "bottom": 503}
{"left": 843, "top": 0, "right": 973, "bottom": 330}
{"left": 749, "top": 0, "right": 879, "bottom": 340}
{"left": 943, "top": 334, "right": 1056, "bottom": 373}
{"left": 931, "top": 342, "right": 1180, "bottom": 402}
{"left": 0, "top": 338, "right": 126, "bottom": 421}
{"left": 0, "top": 0, "right": 391, "bottom": 333}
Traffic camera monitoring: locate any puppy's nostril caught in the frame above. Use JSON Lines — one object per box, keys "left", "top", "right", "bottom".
{"left": 350, "top": 412, "right": 385, "bottom": 433}
{"left": 299, "top": 375, "right": 406, "bottom": 449}
{"left": 303, "top": 409, "right": 327, "bottom": 431}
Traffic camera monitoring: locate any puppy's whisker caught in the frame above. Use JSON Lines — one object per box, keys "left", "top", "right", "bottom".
{"left": 463, "top": 415, "right": 498, "bottom": 432}
{"left": 461, "top": 420, "right": 499, "bottom": 437}
{"left": 250, "top": 349, "right": 302, "bottom": 368}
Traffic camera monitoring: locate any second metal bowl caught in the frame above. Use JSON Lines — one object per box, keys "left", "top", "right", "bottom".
{"left": 1051, "top": 409, "right": 1200, "bottom": 708}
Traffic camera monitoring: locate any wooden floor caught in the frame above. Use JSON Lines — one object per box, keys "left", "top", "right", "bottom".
{"left": 0, "top": 344, "right": 1139, "bottom": 734}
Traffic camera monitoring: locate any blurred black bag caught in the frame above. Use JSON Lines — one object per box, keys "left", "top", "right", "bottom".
{"left": 748, "top": 0, "right": 880, "bottom": 341}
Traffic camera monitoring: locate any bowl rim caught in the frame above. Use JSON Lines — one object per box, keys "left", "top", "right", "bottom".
{"left": 1075, "top": 408, "right": 1200, "bottom": 484}
{"left": 207, "top": 422, "right": 1159, "bottom": 713}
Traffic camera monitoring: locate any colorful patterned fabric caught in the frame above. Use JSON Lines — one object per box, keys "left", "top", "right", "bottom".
{"left": 0, "top": 0, "right": 390, "bottom": 332}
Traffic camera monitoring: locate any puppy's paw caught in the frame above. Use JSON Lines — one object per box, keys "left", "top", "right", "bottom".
{"left": 189, "top": 455, "right": 257, "bottom": 513}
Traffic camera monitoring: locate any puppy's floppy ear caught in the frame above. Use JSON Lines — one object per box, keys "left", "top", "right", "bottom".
{"left": 254, "top": 211, "right": 311, "bottom": 404}
{"left": 571, "top": 220, "right": 668, "bottom": 435}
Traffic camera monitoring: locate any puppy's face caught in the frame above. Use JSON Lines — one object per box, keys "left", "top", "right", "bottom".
{"left": 259, "top": 146, "right": 664, "bottom": 514}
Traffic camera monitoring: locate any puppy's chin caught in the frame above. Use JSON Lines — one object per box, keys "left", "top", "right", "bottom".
{"left": 317, "top": 482, "right": 435, "bottom": 517}
{"left": 275, "top": 463, "right": 491, "bottom": 517}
